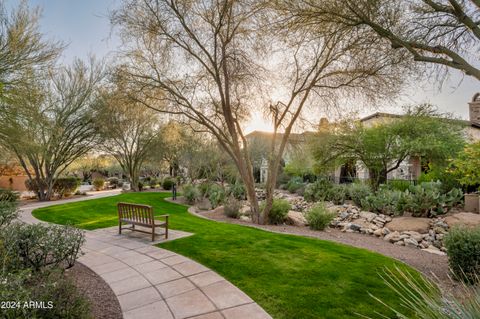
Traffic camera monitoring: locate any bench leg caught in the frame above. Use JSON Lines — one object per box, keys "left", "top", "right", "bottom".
{"left": 119, "top": 222, "right": 122, "bottom": 235}
{"left": 165, "top": 223, "right": 168, "bottom": 240}
{"left": 152, "top": 225, "right": 155, "bottom": 242}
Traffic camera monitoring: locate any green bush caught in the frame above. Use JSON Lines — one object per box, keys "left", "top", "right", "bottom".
{"left": 198, "top": 182, "right": 212, "bottom": 197}
{"left": 224, "top": 197, "right": 241, "bottom": 218}
{"left": 162, "top": 178, "right": 174, "bottom": 190}
{"left": 183, "top": 184, "right": 200, "bottom": 204}
{"left": 386, "top": 179, "right": 412, "bottom": 192}
{"left": 107, "top": 177, "right": 120, "bottom": 189}
{"left": 92, "top": 178, "right": 105, "bottom": 191}
{"left": 0, "top": 269, "right": 91, "bottom": 319}
{"left": 304, "top": 178, "right": 333, "bottom": 202}
{"left": 227, "top": 182, "right": 246, "bottom": 200}
{"left": 359, "top": 182, "right": 463, "bottom": 217}
{"left": 149, "top": 178, "right": 158, "bottom": 188}
{"left": 328, "top": 184, "right": 348, "bottom": 205}
{"left": 208, "top": 184, "right": 225, "bottom": 208}
{"left": 306, "top": 203, "right": 336, "bottom": 230}
{"left": 0, "top": 188, "right": 19, "bottom": 202}
{"left": 261, "top": 198, "right": 291, "bottom": 225}
{"left": 444, "top": 226, "right": 480, "bottom": 284}
{"left": 403, "top": 182, "right": 463, "bottom": 217}
{"left": 361, "top": 188, "right": 404, "bottom": 215}
{"left": 2, "top": 223, "right": 85, "bottom": 272}
{"left": 0, "top": 201, "right": 18, "bottom": 227}
{"left": 25, "top": 178, "right": 48, "bottom": 194}
{"left": 347, "top": 183, "right": 372, "bottom": 206}
{"left": 286, "top": 176, "right": 304, "bottom": 194}
{"left": 53, "top": 177, "right": 81, "bottom": 198}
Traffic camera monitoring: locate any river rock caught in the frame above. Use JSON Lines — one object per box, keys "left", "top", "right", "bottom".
{"left": 384, "top": 231, "right": 401, "bottom": 242}
{"left": 404, "top": 237, "right": 418, "bottom": 247}
{"left": 401, "top": 231, "right": 424, "bottom": 242}
{"left": 359, "top": 211, "right": 377, "bottom": 222}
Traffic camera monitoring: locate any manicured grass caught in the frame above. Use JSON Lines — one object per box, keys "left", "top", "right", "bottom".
{"left": 34, "top": 192, "right": 417, "bottom": 318}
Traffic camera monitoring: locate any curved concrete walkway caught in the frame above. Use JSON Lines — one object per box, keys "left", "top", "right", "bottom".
{"left": 19, "top": 193, "right": 271, "bottom": 319}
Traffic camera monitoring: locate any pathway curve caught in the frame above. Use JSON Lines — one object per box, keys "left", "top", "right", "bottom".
{"left": 19, "top": 193, "right": 272, "bottom": 319}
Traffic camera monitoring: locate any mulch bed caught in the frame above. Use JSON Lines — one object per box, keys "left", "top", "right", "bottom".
{"left": 65, "top": 263, "right": 122, "bottom": 319}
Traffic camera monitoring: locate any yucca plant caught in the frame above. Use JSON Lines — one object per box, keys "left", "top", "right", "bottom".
{"left": 359, "top": 266, "right": 480, "bottom": 319}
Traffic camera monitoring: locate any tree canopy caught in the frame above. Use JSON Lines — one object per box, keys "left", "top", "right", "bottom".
{"left": 311, "top": 105, "right": 466, "bottom": 188}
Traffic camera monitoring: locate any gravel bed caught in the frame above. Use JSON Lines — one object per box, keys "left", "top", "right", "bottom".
{"left": 66, "top": 262, "right": 122, "bottom": 319}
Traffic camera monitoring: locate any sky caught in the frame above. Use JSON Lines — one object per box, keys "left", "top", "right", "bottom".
{"left": 5, "top": 0, "right": 479, "bottom": 132}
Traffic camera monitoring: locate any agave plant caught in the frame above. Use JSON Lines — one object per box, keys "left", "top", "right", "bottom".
{"left": 359, "top": 266, "right": 480, "bottom": 319}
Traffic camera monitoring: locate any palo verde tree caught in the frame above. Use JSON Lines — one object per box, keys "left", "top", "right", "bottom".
{"left": 311, "top": 105, "right": 466, "bottom": 189}
{"left": 0, "top": 1, "right": 62, "bottom": 98}
{"left": 111, "top": 0, "right": 408, "bottom": 224}
{"left": 95, "top": 83, "right": 163, "bottom": 192}
{"left": 281, "top": 0, "right": 480, "bottom": 81}
{"left": 0, "top": 59, "right": 104, "bottom": 200}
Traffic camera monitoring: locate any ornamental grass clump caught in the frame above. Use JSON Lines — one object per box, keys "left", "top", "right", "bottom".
{"left": 362, "top": 266, "right": 480, "bottom": 319}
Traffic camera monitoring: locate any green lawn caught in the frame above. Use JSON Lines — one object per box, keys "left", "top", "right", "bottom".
{"left": 33, "top": 192, "right": 417, "bottom": 318}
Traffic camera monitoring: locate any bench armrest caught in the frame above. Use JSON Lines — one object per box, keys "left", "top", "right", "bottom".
{"left": 158, "top": 214, "right": 169, "bottom": 219}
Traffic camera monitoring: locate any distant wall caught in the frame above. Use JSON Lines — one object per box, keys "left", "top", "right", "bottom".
{"left": 0, "top": 176, "right": 29, "bottom": 191}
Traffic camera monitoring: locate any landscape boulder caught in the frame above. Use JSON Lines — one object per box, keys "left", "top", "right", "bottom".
{"left": 445, "top": 212, "right": 480, "bottom": 228}
{"left": 286, "top": 210, "right": 307, "bottom": 227}
{"left": 385, "top": 217, "right": 430, "bottom": 233}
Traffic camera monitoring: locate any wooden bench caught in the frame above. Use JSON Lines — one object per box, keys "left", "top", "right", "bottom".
{"left": 117, "top": 202, "right": 169, "bottom": 241}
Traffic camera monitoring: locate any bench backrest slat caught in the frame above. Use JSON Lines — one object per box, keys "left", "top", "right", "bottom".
{"left": 117, "top": 202, "right": 154, "bottom": 224}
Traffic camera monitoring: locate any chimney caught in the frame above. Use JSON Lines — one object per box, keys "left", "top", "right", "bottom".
{"left": 469, "top": 93, "right": 480, "bottom": 125}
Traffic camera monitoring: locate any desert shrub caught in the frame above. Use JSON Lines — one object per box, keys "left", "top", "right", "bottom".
{"left": 25, "top": 178, "right": 48, "bottom": 194}
{"left": 347, "top": 183, "right": 372, "bottom": 206}
{"left": 92, "top": 178, "right": 105, "bottom": 191}
{"left": 261, "top": 198, "right": 291, "bottom": 225}
{"left": 359, "top": 182, "right": 462, "bottom": 217}
{"left": 198, "top": 182, "right": 212, "bottom": 197}
{"left": 286, "top": 176, "right": 304, "bottom": 194}
{"left": 227, "top": 182, "right": 246, "bottom": 200}
{"left": 403, "top": 182, "right": 463, "bottom": 217}
{"left": 0, "top": 201, "right": 18, "bottom": 228}
{"left": 107, "top": 177, "right": 120, "bottom": 189}
{"left": 304, "top": 178, "right": 334, "bottom": 202}
{"left": 224, "top": 197, "right": 241, "bottom": 218}
{"left": 361, "top": 188, "right": 404, "bottom": 216}
{"left": 444, "top": 226, "right": 480, "bottom": 284}
{"left": 306, "top": 203, "right": 336, "bottom": 230}
{"left": 208, "top": 184, "right": 225, "bottom": 208}
{"left": 162, "top": 178, "right": 174, "bottom": 190}
{"left": 2, "top": 223, "right": 85, "bottom": 272}
{"left": 149, "top": 178, "right": 158, "bottom": 188}
{"left": 0, "top": 188, "right": 19, "bottom": 202}
{"left": 0, "top": 269, "right": 91, "bottom": 319}
{"left": 53, "top": 177, "right": 81, "bottom": 198}
{"left": 327, "top": 184, "right": 348, "bottom": 204}
{"left": 386, "top": 179, "right": 412, "bottom": 192}
{"left": 183, "top": 184, "right": 200, "bottom": 204}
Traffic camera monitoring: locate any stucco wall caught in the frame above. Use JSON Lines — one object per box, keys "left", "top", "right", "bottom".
{"left": 0, "top": 176, "right": 29, "bottom": 191}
